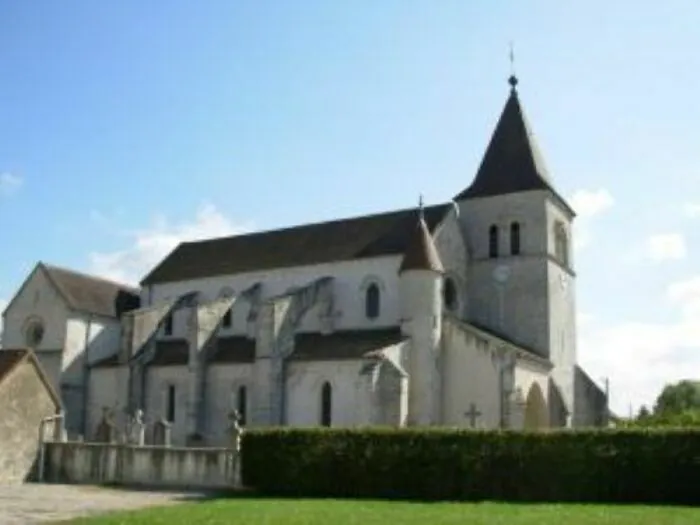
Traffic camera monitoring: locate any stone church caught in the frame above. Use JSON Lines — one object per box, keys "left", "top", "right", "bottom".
{"left": 1, "top": 77, "right": 608, "bottom": 445}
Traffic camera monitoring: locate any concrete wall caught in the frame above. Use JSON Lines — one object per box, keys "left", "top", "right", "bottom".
{"left": 0, "top": 361, "right": 60, "bottom": 484}
{"left": 44, "top": 442, "right": 237, "bottom": 490}
{"left": 145, "top": 257, "right": 402, "bottom": 339}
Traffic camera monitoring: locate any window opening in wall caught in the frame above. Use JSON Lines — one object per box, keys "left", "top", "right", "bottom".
{"left": 237, "top": 385, "right": 247, "bottom": 426}
{"left": 222, "top": 309, "right": 232, "bottom": 328}
{"left": 554, "top": 224, "right": 569, "bottom": 267}
{"left": 320, "top": 382, "right": 332, "bottom": 427}
{"left": 510, "top": 222, "right": 521, "bottom": 255}
{"left": 489, "top": 225, "right": 499, "bottom": 258}
{"left": 163, "top": 313, "right": 174, "bottom": 336}
{"left": 365, "top": 283, "right": 380, "bottom": 319}
{"left": 166, "top": 384, "right": 176, "bottom": 423}
{"left": 443, "top": 278, "right": 457, "bottom": 311}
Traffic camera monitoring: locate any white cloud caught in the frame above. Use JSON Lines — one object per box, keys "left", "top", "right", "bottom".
{"left": 645, "top": 233, "right": 687, "bottom": 262}
{"left": 682, "top": 202, "right": 700, "bottom": 218}
{"left": 579, "top": 275, "right": 700, "bottom": 416}
{"left": 88, "top": 203, "right": 252, "bottom": 285}
{"left": 568, "top": 188, "right": 614, "bottom": 249}
{"left": 0, "top": 172, "right": 22, "bottom": 196}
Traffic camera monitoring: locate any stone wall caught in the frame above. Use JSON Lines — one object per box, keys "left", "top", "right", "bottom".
{"left": 44, "top": 442, "right": 238, "bottom": 490}
{"left": 0, "top": 361, "right": 60, "bottom": 484}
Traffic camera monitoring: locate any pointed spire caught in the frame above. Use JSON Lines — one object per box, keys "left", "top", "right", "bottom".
{"left": 455, "top": 75, "right": 553, "bottom": 201}
{"left": 399, "top": 208, "right": 443, "bottom": 274}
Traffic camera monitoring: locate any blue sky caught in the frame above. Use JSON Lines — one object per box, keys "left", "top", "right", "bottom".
{"left": 1, "top": 1, "right": 699, "bottom": 415}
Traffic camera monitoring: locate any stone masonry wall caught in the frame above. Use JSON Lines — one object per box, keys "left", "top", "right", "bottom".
{"left": 0, "top": 361, "right": 59, "bottom": 484}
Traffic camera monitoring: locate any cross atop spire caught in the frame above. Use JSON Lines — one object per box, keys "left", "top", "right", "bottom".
{"left": 508, "top": 41, "right": 518, "bottom": 91}
{"left": 418, "top": 194, "right": 424, "bottom": 218}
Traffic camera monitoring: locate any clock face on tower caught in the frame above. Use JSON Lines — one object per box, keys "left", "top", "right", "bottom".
{"left": 492, "top": 265, "right": 511, "bottom": 284}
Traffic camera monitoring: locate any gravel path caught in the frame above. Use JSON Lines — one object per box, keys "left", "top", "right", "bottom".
{"left": 0, "top": 483, "right": 207, "bottom": 524}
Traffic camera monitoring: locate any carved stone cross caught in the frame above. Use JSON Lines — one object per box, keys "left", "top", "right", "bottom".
{"left": 464, "top": 403, "right": 482, "bottom": 428}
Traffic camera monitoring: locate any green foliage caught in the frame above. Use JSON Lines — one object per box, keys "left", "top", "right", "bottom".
{"left": 241, "top": 428, "right": 700, "bottom": 504}
{"left": 57, "top": 499, "right": 700, "bottom": 525}
{"left": 654, "top": 380, "right": 700, "bottom": 416}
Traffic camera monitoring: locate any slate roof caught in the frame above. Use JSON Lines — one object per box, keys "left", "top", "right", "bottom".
{"left": 209, "top": 336, "right": 256, "bottom": 364}
{"left": 42, "top": 264, "right": 141, "bottom": 318}
{"left": 150, "top": 339, "right": 189, "bottom": 366}
{"left": 455, "top": 83, "right": 551, "bottom": 200}
{"left": 141, "top": 204, "right": 450, "bottom": 285}
{"left": 399, "top": 213, "right": 444, "bottom": 273}
{"left": 290, "top": 328, "right": 406, "bottom": 361}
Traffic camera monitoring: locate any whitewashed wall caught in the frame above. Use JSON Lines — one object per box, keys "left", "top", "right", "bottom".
{"left": 143, "top": 257, "right": 403, "bottom": 339}
{"left": 86, "top": 366, "right": 130, "bottom": 440}
{"left": 206, "top": 364, "right": 254, "bottom": 445}
{"left": 145, "top": 366, "right": 189, "bottom": 446}
{"left": 441, "top": 320, "right": 502, "bottom": 428}
{"left": 285, "top": 360, "right": 369, "bottom": 427}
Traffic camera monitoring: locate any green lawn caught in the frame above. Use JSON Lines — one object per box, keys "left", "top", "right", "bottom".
{"left": 58, "top": 498, "right": 700, "bottom": 525}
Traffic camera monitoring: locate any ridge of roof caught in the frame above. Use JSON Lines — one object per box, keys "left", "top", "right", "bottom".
{"left": 41, "top": 263, "right": 140, "bottom": 318}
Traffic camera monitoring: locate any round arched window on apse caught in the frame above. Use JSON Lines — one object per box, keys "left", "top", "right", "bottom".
{"left": 443, "top": 278, "right": 458, "bottom": 311}
{"left": 24, "top": 318, "right": 45, "bottom": 348}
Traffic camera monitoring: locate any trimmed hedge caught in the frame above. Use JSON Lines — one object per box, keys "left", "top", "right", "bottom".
{"left": 240, "top": 428, "right": 700, "bottom": 504}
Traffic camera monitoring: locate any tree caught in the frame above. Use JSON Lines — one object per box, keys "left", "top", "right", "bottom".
{"left": 653, "top": 380, "right": 700, "bottom": 416}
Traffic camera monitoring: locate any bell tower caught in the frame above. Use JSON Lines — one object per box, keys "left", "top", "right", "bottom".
{"left": 455, "top": 75, "right": 577, "bottom": 426}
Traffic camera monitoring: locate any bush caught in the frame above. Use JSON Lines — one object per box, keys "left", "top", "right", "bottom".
{"left": 240, "top": 428, "right": 700, "bottom": 504}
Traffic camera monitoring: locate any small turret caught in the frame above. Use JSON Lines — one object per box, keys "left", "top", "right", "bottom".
{"left": 399, "top": 206, "right": 443, "bottom": 426}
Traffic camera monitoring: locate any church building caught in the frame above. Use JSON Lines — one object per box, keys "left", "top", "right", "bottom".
{"left": 2, "top": 77, "right": 608, "bottom": 445}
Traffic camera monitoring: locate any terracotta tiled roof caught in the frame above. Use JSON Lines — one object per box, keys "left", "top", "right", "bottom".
{"left": 42, "top": 264, "right": 141, "bottom": 318}
{"left": 399, "top": 213, "right": 443, "bottom": 273}
{"left": 141, "top": 204, "right": 450, "bottom": 285}
{"left": 291, "top": 328, "right": 406, "bottom": 361}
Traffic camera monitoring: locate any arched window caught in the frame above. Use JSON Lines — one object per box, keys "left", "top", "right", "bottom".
{"left": 510, "top": 222, "right": 521, "bottom": 255}
{"left": 237, "top": 385, "right": 247, "bottom": 426}
{"left": 443, "top": 277, "right": 457, "bottom": 311}
{"left": 320, "top": 382, "right": 332, "bottom": 427}
{"left": 222, "top": 309, "right": 232, "bottom": 328}
{"left": 489, "top": 225, "right": 499, "bottom": 258}
{"left": 554, "top": 223, "right": 569, "bottom": 267}
{"left": 163, "top": 313, "right": 174, "bottom": 336}
{"left": 365, "top": 283, "right": 380, "bottom": 319}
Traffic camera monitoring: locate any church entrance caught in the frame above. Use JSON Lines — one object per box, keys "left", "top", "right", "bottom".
{"left": 523, "top": 382, "right": 548, "bottom": 430}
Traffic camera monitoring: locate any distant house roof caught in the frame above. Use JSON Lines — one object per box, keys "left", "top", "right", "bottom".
{"left": 0, "top": 348, "right": 62, "bottom": 408}
{"left": 291, "top": 328, "right": 406, "bottom": 361}
{"left": 141, "top": 204, "right": 451, "bottom": 285}
{"left": 42, "top": 264, "right": 141, "bottom": 318}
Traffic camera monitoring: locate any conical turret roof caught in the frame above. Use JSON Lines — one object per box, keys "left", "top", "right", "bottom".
{"left": 455, "top": 77, "right": 554, "bottom": 200}
{"left": 399, "top": 211, "right": 443, "bottom": 273}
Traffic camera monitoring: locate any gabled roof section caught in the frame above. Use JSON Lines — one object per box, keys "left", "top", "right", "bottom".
{"left": 455, "top": 79, "right": 554, "bottom": 201}
{"left": 141, "top": 204, "right": 450, "bottom": 285}
{"left": 399, "top": 211, "right": 444, "bottom": 273}
{"left": 42, "top": 264, "right": 141, "bottom": 319}
{"left": 0, "top": 348, "right": 62, "bottom": 408}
